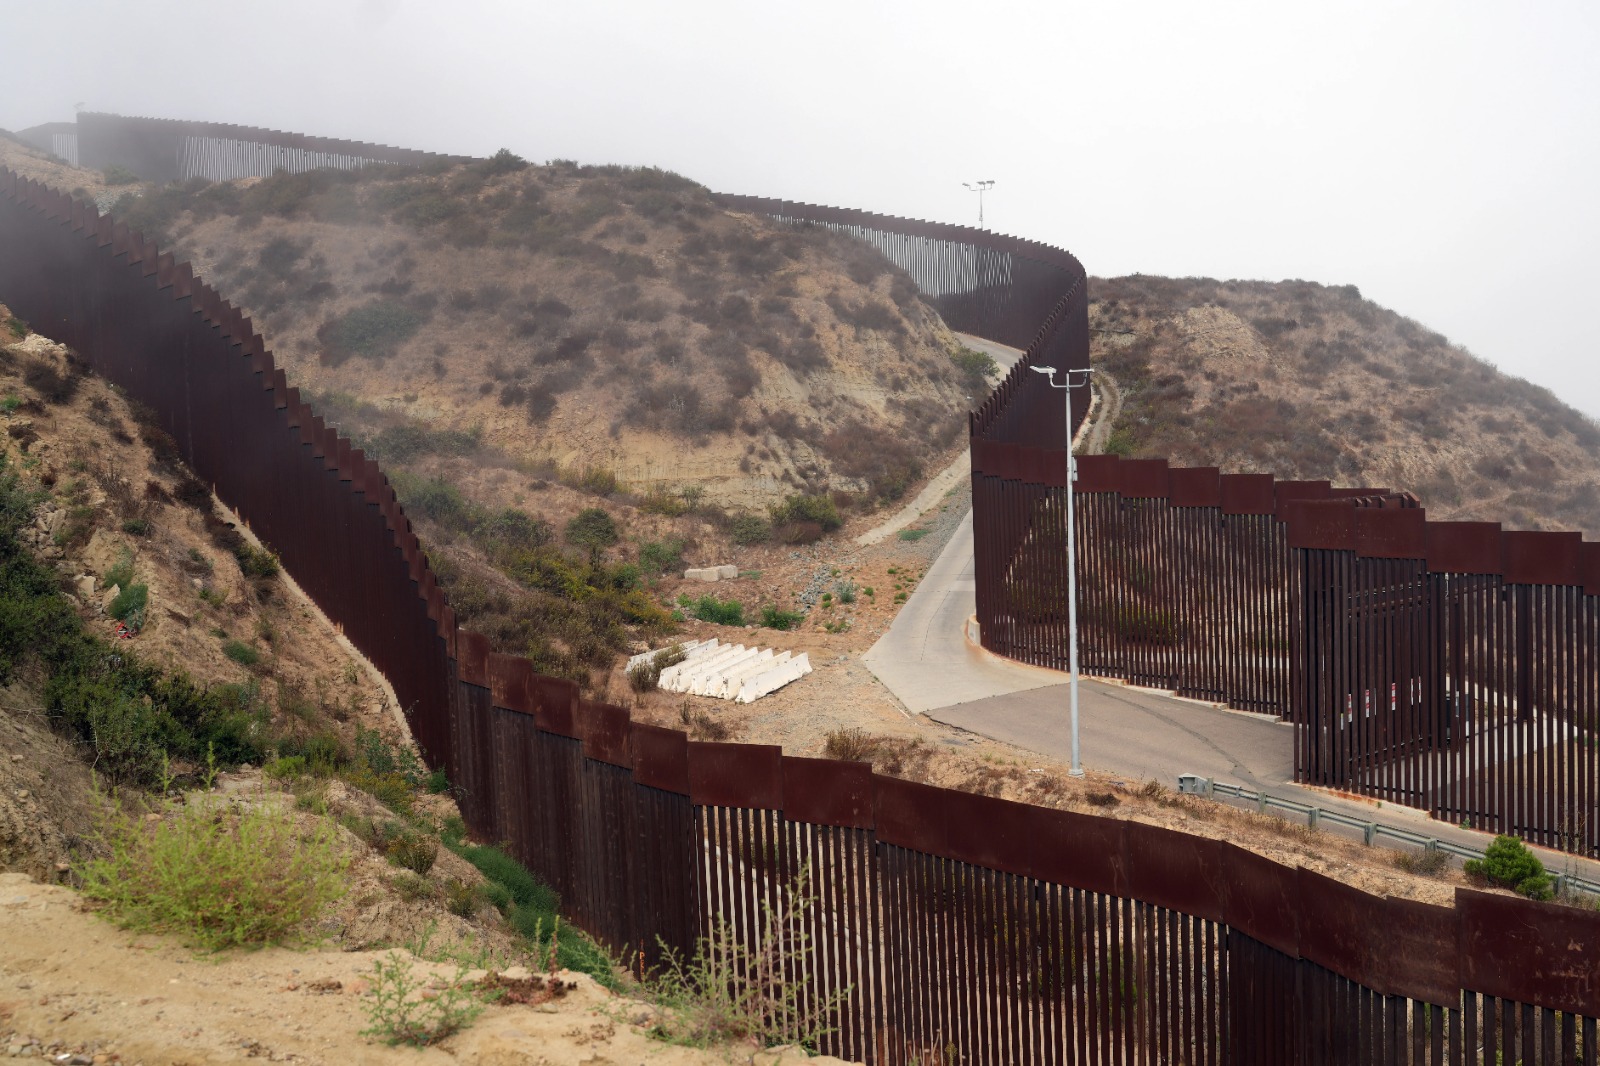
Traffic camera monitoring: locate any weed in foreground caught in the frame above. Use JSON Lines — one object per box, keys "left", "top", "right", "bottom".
{"left": 78, "top": 795, "right": 348, "bottom": 950}
{"left": 642, "top": 866, "right": 850, "bottom": 1051}
{"left": 360, "top": 952, "right": 487, "bottom": 1047}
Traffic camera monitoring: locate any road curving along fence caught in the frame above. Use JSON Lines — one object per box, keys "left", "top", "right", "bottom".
{"left": 4, "top": 132, "right": 1600, "bottom": 1061}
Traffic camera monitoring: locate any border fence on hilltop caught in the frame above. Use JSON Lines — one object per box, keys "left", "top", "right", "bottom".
{"left": 3, "top": 125, "right": 1600, "bottom": 1060}
{"left": 22, "top": 112, "right": 463, "bottom": 185}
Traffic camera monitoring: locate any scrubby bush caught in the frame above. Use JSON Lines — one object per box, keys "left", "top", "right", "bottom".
{"left": 771, "top": 493, "right": 841, "bottom": 532}
{"left": 1464, "top": 835, "right": 1553, "bottom": 900}
{"left": 949, "top": 344, "right": 998, "bottom": 383}
{"left": 480, "top": 148, "right": 529, "bottom": 176}
{"left": 638, "top": 537, "right": 685, "bottom": 575}
{"left": 316, "top": 299, "right": 426, "bottom": 364}
{"left": 222, "top": 639, "right": 260, "bottom": 667}
{"left": 627, "top": 644, "right": 688, "bottom": 692}
{"left": 78, "top": 798, "right": 348, "bottom": 950}
{"left": 108, "top": 583, "right": 149, "bottom": 626}
{"left": 728, "top": 513, "right": 771, "bottom": 545}
{"left": 758, "top": 604, "right": 805, "bottom": 631}
{"left": 565, "top": 507, "right": 619, "bottom": 554}
{"left": 22, "top": 359, "right": 78, "bottom": 405}
{"left": 679, "top": 594, "right": 745, "bottom": 627}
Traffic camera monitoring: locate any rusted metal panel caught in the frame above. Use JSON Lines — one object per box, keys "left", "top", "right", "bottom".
{"left": 780, "top": 756, "right": 873, "bottom": 829}
{"left": 630, "top": 723, "right": 690, "bottom": 795}
{"left": 1074, "top": 454, "right": 1120, "bottom": 494}
{"left": 1117, "top": 457, "right": 1170, "bottom": 499}
{"left": 1503, "top": 529, "right": 1583, "bottom": 586}
{"left": 1295, "top": 868, "right": 1377, "bottom": 986}
{"left": 1220, "top": 472, "right": 1276, "bottom": 514}
{"left": 687, "top": 741, "right": 783, "bottom": 809}
{"left": 457, "top": 630, "right": 489, "bottom": 688}
{"left": 1168, "top": 465, "right": 1222, "bottom": 507}
{"left": 1284, "top": 498, "right": 1356, "bottom": 550}
{"left": 577, "top": 700, "right": 631, "bottom": 768}
{"left": 488, "top": 652, "right": 535, "bottom": 715}
{"left": 532, "top": 675, "right": 579, "bottom": 737}
{"left": 1122, "top": 820, "right": 1226, "bottom": 922}
{"left": 1425, "top": 520, "right": 1503, "bottom": 574}
{"left": 1219, "top": 843, "right": 1299, "bottom": 955}
{"left": 1458, "top": 889, "right": 1600, "bottom": 1016}
{"left": 1355, "top": 505, "right": 1427, "bottom": 559}
{"left": 1373, "top": 896, "right": 1459, "bottom": 1005}
{"left": 1582, "top": 542, "right": 1600, "bottom": 596}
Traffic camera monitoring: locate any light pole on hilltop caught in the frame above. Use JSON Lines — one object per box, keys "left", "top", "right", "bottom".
{"left": 963, "top": 180, "right": 995, "bottom": 229}
{"left": 1031, "top": 364, "right": 1094, "bottom": 778}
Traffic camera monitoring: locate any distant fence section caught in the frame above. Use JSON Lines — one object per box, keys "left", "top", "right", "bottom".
{"left": 5, "top": 138, "right": 1600, "bottom": 1062}
{"left": 14, "top": 122, "right": 79, "bottom": 167}
{"left": 41, "top": 112, "right": 467, "bottom": 183}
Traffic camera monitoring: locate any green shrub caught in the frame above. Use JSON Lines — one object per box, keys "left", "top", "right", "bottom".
{"left": 565, "top": 507, "right": 619, "bottom": 553}
{"left": 222, "top": 639, "right": 259, "bottom": 667}
{"left": 236, "top": 545, "right": 279, "bottom": 579}
{"left": 104, "top": 550, "right": 136, "bottom": 592}
{"left": 1464, "top": 835, "right": 1554, "bottom": 900}
{"left": 78, "top": 798, "right": 349, "bottom": 950}
{"left": 771, "top": 493, "right": 841, "bottom": 532}
{"left": 265, "top": 755, "right": 307, "bottom": 780}
{"left": 728, "top": 513, "right": 771, "bottom": 545}
{"left": 627, "top": 644, "right": 687, "bottom": 692}
{"left": 443, "top": 879, "right": 479, "bottom": 918}
{"left": 102, "top": 165, "right": 139, "bottom": 186}
{"left": 360, "top": 952, "right": 485, "bottom": 1047}
{"left": 480, "top": 148, "right": 529, "bottom": 176}
{"left": 759, "top": 605, "right": 805, "bottom": 631}
{"left": 639, "top": 537, "right": 686, "bottom": 575}
{"left": 316, "top": 299, "right": 426, "bottom": 364}
{"left": 425, "top": 768, "right": 450, "bottom": 794}
{"left": 897, "top": 528, "right": 929, "bottom": 542}
{"left": 108, "top": 582, "right": 148, "bottom": 625}
{"left": 679, "top": 594, "right": 744, "bottom": 627}
{"left": 390, "top": 871, "right": 434, "bottom": 903}
{"left": 386, "top": 831, "right": 439, "bottom": 875}
{"left": 835, "top": 580, "right": 857, "bottom": 604}
{"left": 121, "top": 518, "right": 150, "bottom": 536}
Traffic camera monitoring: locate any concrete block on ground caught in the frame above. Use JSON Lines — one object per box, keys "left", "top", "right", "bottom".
{"left": 736, "top": 653, "right": 812, "bottom": 703}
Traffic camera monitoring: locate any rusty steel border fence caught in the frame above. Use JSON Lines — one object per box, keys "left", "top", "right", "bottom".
{"left": 69, "top": 112, "right": 465, "bottom": 184}
{"left": 4, "top": 160, "right": 1600, "bottom": 1061}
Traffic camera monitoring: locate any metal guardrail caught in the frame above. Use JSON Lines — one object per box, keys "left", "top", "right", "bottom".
{"left": 1178, "top": 774, "right": 1600, "bottom": 900}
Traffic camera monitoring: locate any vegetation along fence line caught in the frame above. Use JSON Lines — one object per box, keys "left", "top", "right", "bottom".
{"left": 3, "top": 114, "right": 1599, "bottom": 1061}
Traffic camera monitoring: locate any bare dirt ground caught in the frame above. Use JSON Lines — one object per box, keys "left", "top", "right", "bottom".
{"left": 0, "top": 861, "right": 846, "bottom": 1066}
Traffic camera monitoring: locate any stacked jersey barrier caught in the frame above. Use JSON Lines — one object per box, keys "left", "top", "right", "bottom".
{"left": 5, "top": 166, "right": 1600, "bottom": 1062}
{"left": 74, "top": 112, "right": 464, "bottom": 183}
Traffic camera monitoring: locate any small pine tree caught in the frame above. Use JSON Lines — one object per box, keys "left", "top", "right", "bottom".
{"left": 1464, "top": 835, "right": 1553, "bottom": 900}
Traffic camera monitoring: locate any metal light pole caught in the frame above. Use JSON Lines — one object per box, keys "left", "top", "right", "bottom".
{"left": 1031, "top": 364, "right": 1094, "bottom": 777}
{"left": 963, "top": 180, "right": 995, "bottom": 229}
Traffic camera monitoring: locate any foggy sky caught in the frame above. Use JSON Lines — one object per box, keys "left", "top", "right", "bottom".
{"left": 4, "top": 1, "right": 1597, "bottom": 416}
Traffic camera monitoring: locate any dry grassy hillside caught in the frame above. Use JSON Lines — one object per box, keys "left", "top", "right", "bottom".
{"left": 53, "top": 146, "right": 980, "bottom": 513}
{"left": 1092, "top": 275, "right": 1600, "bottom": 533}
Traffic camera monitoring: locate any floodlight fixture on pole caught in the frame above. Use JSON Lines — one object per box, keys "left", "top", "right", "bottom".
{"left": 963, "top": 180, "right": 996, "bottom": 229}
{"left": 1031, "top": 363, "right": 1094, "bottom": 777}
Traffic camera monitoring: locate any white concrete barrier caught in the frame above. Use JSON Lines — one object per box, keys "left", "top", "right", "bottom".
{"left": 629, "top": 640, "right": 809, "bottom": 703}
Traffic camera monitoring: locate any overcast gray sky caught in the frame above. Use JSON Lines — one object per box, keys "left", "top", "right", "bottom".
{"left": 4, "top": 1, "right": 1597, "bottom": 414}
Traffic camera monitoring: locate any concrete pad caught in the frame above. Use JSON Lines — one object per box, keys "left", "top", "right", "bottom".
{"left": 862, "top": 512, "right": 1063, "bottom": 713}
